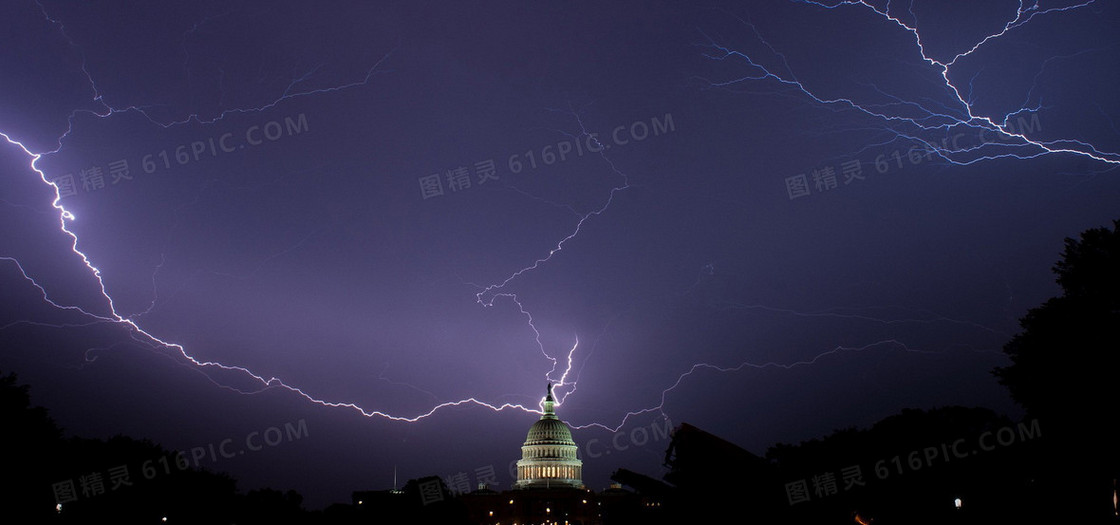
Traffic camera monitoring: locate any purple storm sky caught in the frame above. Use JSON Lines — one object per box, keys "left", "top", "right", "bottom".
{"left": 2, "top": 0, "right": 1118, "bottom": 508}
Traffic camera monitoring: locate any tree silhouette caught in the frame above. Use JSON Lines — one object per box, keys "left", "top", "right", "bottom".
{"left": 993, "top": 220, "right": 1118, "bottom": 430}
{"left": 992, "top": 219, "right": 1119, "bottom": 521}
{"left": 1, "top": 371, "right": 317, "bottom": 524}
{"left": 1, "top": 371, "right": 68, "bottom": 522}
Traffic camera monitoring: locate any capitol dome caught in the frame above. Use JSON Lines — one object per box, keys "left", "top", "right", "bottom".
{"left": 514, "top": 384, "right": 584, "bottom": 489}
{"left": 525, "top": 416, "right": 574, "bottom": 444}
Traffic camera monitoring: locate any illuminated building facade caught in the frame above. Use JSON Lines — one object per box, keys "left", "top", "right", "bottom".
{"left": 515, "top": 384, "right": 585, "bottom": 489}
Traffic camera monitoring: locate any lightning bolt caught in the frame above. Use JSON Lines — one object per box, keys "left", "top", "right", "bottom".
{"left": 3, "top": 0, "right": 1091, "bottom": 440}
{"left": 451, "top": 103, "right": 636, "bottom": 409}
{"left": 696, "top": 1, "right": 1120, "bottom": 167}
{"left": 557, "top": 1, "right": 1118, "bottom": 432}
{"left": 3, "top": 3, "right": 599, "bottom": 426}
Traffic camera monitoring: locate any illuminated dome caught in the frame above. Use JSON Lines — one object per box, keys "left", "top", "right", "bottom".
{"left": 514, "top": 384, "right": 584, "bottom": 489}
{"left": 525, "top": 416, "right": 574, "bottom": 444}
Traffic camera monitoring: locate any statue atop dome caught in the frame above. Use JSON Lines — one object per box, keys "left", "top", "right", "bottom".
{"left": 543, "top": 383, "right": 556, "bottom": 417}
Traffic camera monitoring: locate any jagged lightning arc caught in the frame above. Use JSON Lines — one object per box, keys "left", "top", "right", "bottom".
{"left": 545, "top": 0, "right": 1120, "bottom": 432}
{"left": 698, "top": 0, "right": 1120, "bottom": 167}
{"left": 2, "top": 4, "right": 601, "bottom": 425}
{"left": 0, "top": 124, "right": 1012, "bottom": 432}
{"left": 3, "top": 1, "right": 1101, "bottom": 435}
{"left": 467, "top": 106, "right": 632, "bottom": 405}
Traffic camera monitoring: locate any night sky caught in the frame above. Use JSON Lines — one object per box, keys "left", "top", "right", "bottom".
{"left": 2, "top": 0, "right": 1118, "bottom": 509}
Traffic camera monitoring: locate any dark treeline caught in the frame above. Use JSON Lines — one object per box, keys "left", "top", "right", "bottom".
{"left": 613, "top": 219, "right": 1120, "bottom": 524}
{"left": 628, "top": 407, "right": 1047, "bottom": 524}
{"left": 3, "top": 372, "right": 480, "bottom": 525}
{"left": 0, "top": 374, "right": 1060, "bottom": 525}
{"left": 2, "top": 371, "right": 314, "bottom": 524}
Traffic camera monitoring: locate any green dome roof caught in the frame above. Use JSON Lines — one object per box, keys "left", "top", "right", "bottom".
{"left": 524, "top": 417, "right": 575, "bottom": 445}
